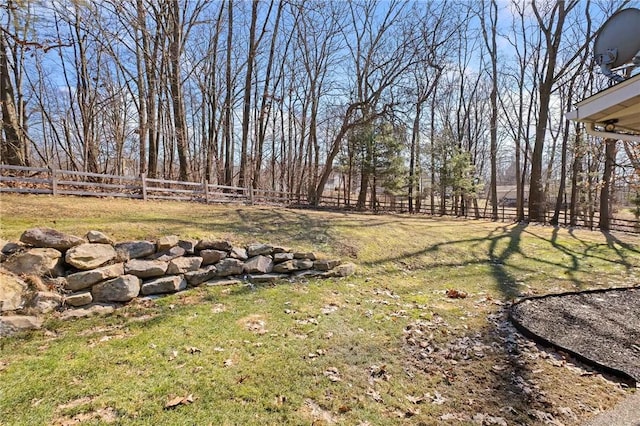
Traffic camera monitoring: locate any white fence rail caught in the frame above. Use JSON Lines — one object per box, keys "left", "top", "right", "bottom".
{"left": 0, "top": 164, "right": 295, "bottom": 206}
{"left": 2, "top": 164, "right": 640, "bottom": 233}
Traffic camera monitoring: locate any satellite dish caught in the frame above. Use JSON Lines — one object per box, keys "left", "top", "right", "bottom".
{"left": 594, "top": 8, "right": 640, "bottom": 83}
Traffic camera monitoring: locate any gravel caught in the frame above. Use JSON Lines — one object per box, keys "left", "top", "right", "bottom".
{"left": 510, "top": 287, "right": 640, "bottom": 383}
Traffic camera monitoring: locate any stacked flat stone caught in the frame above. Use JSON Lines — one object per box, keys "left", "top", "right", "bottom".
{"left": 0, "top": 228, "right": 356, "bottom": 327}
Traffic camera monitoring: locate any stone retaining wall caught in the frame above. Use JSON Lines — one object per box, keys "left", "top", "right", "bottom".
{"left": 0, "top": 228, "right": 355, "bottom": 336}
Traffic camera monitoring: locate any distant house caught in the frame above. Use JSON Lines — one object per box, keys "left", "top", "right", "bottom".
{"left": 494, "top": 185, "right": 529, "bottom": 207}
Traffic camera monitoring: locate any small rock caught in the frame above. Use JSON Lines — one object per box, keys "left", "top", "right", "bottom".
{"left": 92, "top": 275, "right": 140, "bottom": 302}
{"left": 85, "top": 230, "right": 114, "bottom": 244}
{"left": 20, "top": 228, "right": 83, "bottom": 250}
{"left": 271, "top": 245, "right": 292, "bottom": 254}
{"left": 272, "top": 259, "right": 313, "bottom": 273}
{"left": 42, "top": 276, "right": 67, "bottom": 291}
{"left": 185, "top": 265, "right": 217, "bottom": 286}
{"left": 327, "top": 262, "right": 356, "bottom": 277}
{"left": 314, "top": 259, "right": 341, "bottom": 271}
{"left": 243, "top": 255, "right": 274, "bottom": 274}
{"left": 293, "top": 270, "right": 329, "bottom": 279}
{"left": 200, "top": 249, "right": 227, "bottom": 265}
{"left": 167, "top": 257, "right": 202, "bottom": 274}
{"left": 0, "top": 315, "right": 42, "bottom": 336}
{"left": 248, "top": 273, "right": 288, "bottom": 283}
{"left": 1, "top": 240, "right": 23, "bottom": 255}
{"left": 273, "top": 252, "right": 294, "bottom": 263}
{"left": 205, "top": 278, "right": 243, "bottom": 286}
{"left": 3, "top": 248, "right": 63, "bottom": 276}
{"left": 124, "top": 259, "right": 168, "bottom": 278}
{"left": 115, "top": 241, "right": 156, "bottom": 260}
{"left": 65, "top": 291, "right": 93, "bottom": 307}
{"left": 65, "top": 243, "right": 117, "bottom": 270}
{"left": 215, "top": 258, "right": 244, "bottom": 277}
{"left": 230, "top": 247, "right": 248, "bottom": 260}
{"left": 141, "top": 275, "right": 187, "bottom": 295}
{"left": 147, "top": 246, "right": 185, "bottom": 262}
{"left": 0, "top": 270, "right": 28, "bottom": 312}
{"left": 294, "top": 252, "right": 317, "bottom": 261}
{"left": 177, "top": 240, "right": 198, "bottom": 255}
{"left": 247, "top": 243, "right": 273, "bottom": 257}
{"left": 59, "top": 304, "right": 115, "bottom": 320}
{"left": 196, "top": 239, "right": 232, "bottom": 251}
{"left": 31, "top": 291, "right": 63, "bottom": 314}
{"left": 157, "top": 235, "right": 179, "bottom": 251}
{"left": 66, "top": 263, "right": 124, "bottom": 291}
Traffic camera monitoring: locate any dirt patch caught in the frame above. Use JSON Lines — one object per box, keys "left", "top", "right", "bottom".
{"left": 510, "top": 287, "right": 640, "bottom": 383}
{"left": 299, "top": 398, "right": 337, "bottom": 424}
{"left": 402, "top": 308, "right": 628, "bottom": 425}
{"left": 53, "top": 407, "right": 118, "bottom": 425}
{"left": 237, "top": 314, "right": 268, "bottom": 334}
{"left": 53, "top": 397, "right": 118, "bottom": 425}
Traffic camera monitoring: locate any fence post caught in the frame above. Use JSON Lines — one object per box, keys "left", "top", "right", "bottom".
{"left": 140, "top": 173, "right": 147, "bottom": 201}
{"left": 203, "top": 180, "right": 209, "bottom": 204}
{"left": 51, "top": 169, "right": 58, "bottom": 196}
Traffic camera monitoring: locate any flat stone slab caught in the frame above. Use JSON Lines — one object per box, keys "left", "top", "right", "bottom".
{"left": 0, "top": 315, "right": 43, "bottom": 336}
{"left": 510, "top": 287, "right": 640, "bottom": 383}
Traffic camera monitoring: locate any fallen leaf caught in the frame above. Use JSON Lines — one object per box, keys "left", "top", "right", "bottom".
{"left": 186, "top": 346, "right": 201, "bottom": 354}
{"left": 168, "top": 350, "right": 178, "bottom": 361}
{"left": 446, "top": 289, "right": 467, "bottom": 299}
{"left": 366, "top": 388, "right": 383, "bottom": 402}
{"left": 164, "top": 394, "right": 195, "bottom": 410}
{"left": 321, "top": 304, "right": 339, "bottom": 315}
{"left": 223, "top": 359, "right": 234, "bottom": 367}
{"left": 323, "top": 367, "right": 341, "bottom": 382}
{"left": 368, "top": 364, "right": 390, "bottom": 382}
{"left": 211, "top": 303, "right": 226, "bottom": 313}
{"left": 431, "top": 391, "right": 446, "bottom": 405}
{"left": 472, "top": 413, "right": 507, "bottom": 425}
{"left": 405, "top": 394, "right": 425, "bottom": 404}
{"left": 440, "top": 412, "right": 469, "bottom": 421}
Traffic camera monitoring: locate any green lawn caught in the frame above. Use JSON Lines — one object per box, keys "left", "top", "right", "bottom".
{"left": 1, "top": 194, "right": 638, "bottom": 425}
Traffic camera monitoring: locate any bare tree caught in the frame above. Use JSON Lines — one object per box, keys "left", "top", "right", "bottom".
{"left": 479, "top": 0, "right": 498, "bottom": 220}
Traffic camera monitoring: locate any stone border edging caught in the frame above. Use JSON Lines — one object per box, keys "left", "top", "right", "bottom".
{"left": 0, "top": 228, "right": 357, "bottom": 336}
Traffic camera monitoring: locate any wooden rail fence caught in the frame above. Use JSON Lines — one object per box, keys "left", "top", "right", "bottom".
{"left": 1, "top": 164, "right": 639, "bottom": 233}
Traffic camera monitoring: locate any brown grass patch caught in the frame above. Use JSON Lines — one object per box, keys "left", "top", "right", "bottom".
{"left": 237, "top": 314, "right": 268, "bottom": 334}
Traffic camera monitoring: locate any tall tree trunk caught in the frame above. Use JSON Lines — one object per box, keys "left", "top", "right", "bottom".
{"left": 408, "top": 103, "right": 420, "bottom": 213}
{"left": 135, "top": 0, "right": 147, "bottom": 175}
{"left": 254, "top": 0, "right": 282, "bottom": 189}
{"left": 238, "top": 0, "right": 258, "bottom": 188}
{"left": 223, "top": 0, "right": 234, "bottom": 186}
{"left": 168, "top": 1, "right": 190, "bottom": 181}
{"left": 0, "top": 32, "right": 28, "bottom": 166}
{"left": 529, "top": 0, "right": 580, "bottom": 222}
{"left": 569, "top": 124, "right": 582, "bottom": 227}
{"left": 480, "top": 0, "right": 499, "bottom": 221}
{"left": 598, "top": 138, "right": 616, "bottom": 230}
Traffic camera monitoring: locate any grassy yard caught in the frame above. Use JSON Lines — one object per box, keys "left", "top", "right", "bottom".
{"left": 0, "top": 194, "right": 639, "bottom": 425}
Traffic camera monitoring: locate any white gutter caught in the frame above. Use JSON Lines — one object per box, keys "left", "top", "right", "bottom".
{"left": 585, "top": 122, "right": 640, "bottom": 142}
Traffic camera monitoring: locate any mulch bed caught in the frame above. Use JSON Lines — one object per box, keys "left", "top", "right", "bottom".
{"left": 509, "top": 287, "right": 640, "bottom": 384}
